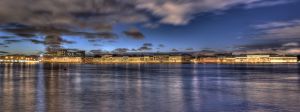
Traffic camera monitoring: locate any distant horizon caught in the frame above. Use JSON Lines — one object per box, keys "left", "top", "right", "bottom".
{"left": 1, "top": 0, "right": 300, "bottom": 55}
{"left": 1, "top": 50, "right": 299, "bottom": 57}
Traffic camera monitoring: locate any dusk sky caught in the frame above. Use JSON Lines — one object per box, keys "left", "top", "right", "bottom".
{"left": 0, "top": 0, "right": 300, "bottom": 55}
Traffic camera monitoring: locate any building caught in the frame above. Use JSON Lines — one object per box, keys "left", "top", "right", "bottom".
{"left": 235, "top": 55, "right": 297, "bottom": 63}
{"left": 42, "top": 57, "right": 83, "bottom": 63}
{"left": 41, "top": 49, "right": 85, "bottom": 63}
{"left": 169, "top": 54, "right": 191, "bottom": 63}
{"left": 235, "top": 55, "right": 271, "bottom": 63}
{"left": 192, "top": 55, "right": 298, "bottom": 63}
{"left": 87, "top": 54, "right": 192, "bottom": 63}
{"left": 45, "top": 49, "right": 85, "bottom": 57}
{"left": 0, "top": 55, "right": 39, "bottom": 63}
{"left": 269, "top": 57, "right": 298, "bottom": 63}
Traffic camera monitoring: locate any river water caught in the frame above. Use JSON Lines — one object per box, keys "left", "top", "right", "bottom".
{"left": 0, "top": 63, "right": 300, "bottom": 112}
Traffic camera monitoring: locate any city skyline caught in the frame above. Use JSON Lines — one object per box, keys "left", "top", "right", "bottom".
{"left": 0, "top": 0, "right": 300, "bottom": 55}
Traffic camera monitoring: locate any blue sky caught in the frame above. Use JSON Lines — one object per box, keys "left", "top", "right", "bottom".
{"left": 0, "top": 0, "right": 300, "bottom": 55}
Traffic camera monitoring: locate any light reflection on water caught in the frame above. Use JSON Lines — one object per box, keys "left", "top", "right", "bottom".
{"left": 0, "top": 63, "right": 300, "bottom": 112}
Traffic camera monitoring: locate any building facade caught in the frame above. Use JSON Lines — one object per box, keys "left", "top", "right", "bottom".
{"left": 88, "top": 55, "right": 192, "bottom": 63}
{"left": 0, "top": 55, "right": 39, "bottom": 63}
{"left": 192, "top": 55, "right": 298, "bottom": 63}
{"left": 42, "top": 57, "right": 83, "bottom": 63}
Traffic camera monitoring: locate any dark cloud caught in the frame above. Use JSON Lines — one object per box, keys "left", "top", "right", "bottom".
{"left": 25, "top": 39, "right": 45, "bottom": 44}
{"left": 0, "top": 51, "right": 9, "bottom": 54}
{"left": 3, "top": 39, "right": 23, "bottom": 44}
{"left": 0, "top": 0, "right": 148, "bottom": 27}
{"left": 0, "top": 22, "right": 116, "bottom": 51}
{"left": 143, "top": 43, "right": 153, "bottom": 47}
{"left": 234, "top": 39, "right": 300, "bottom": 55}
{"left": 75, "top": 32, "right": 118, "bottom": 40}
{"left": 89, "top": 49, "right": 109, "bottom": 55}
{"left": 123, "top": 28, "right": 145, "bottom": 39}
{"left": 131, "top": 48, "right": 138, "bottom": 51}
{"left": 186, "top": 48, "right": 194, "bottom": 51}
{"left": 158, "top": 44, "right": 165, "bottom": 48}
{"left": 44, "top": 35, "right": 75, "bottom": 51}
{"left": 0, "top": 42, "right": 8, "bottom": 48}
{"left": 62, "top": 39, "right": 76, "bottom": 44}
{"left": 193, "top": 49, "right": 221, "bottom": 56}
{"left": 0, "top": 36, "right": 15, "bottom": 39}
{"left": 1, "top": 24, "right": 118, "bottom": 39}
{"left": 138, "top": 46, "right": 152, "bottom": 51}
{"left": 107, "top": 40, "right": 117, "bottom": 43}
{"left": 136, "top": 43, "right": 153, "bottom": 51}
{"left": 113, "top": 48, "right": 130, "bottom": 53}
{"left": 235, "top": 19, "right": 300, "bottom": 55}
{"left": 0, "top": 0, "right": 291, "bottom": 28}
{"left": 171, "top": 48, "right": 178, "bottom": 52}
{"left": 93, "top": 43, "right": 102, "bottom": 46}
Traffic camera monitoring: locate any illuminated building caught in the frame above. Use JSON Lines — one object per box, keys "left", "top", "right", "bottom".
{"left": 42, "top": 57, "right": 83, "bottom": 63}
{"left": 0, "top": 55, "right": 39, "bottom": 63}
{"left": 168, "top": 55, "right": 192, "bottom": 63}
{"left": 235, "top": 55, "right": 297, "bottom": 63}
{"left": 192, "top": 55, "right": 298, "bottom": 63}
{"left": 89, "top": 54, "right": 192, "bottom": 63}
{"left": 42, "top": 49, "right": 85, "bottom": 63}
{"left": 235, "top": 55, "right": 271, "bottom": 63}
{"left": 269, "top": 57, "right": 298, "bottom": 63}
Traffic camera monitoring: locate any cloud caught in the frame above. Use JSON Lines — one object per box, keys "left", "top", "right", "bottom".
{"left": 197, "top": 49, "right": 220, "bottom": 55}
{"left": 158, "top": 44, "right": 165, "bottom": 48}
{"left": 0, "top": 0, "right": 148, "bottom": 27}
{"left": 44, "top": 35, "right": 76, "bottom": 51}
{"left": 236, "top": 19, "right": 300, "bottom": 55}
{"left": 286, "top": 48, "right": 300, "bottom": 54}
{"left": 89, "top": 49, "right": 109, "bottom": 55}
{"left": 138, "top": 46, "right": 152, "bottom": 51}
{"left": 171, "top": 48, "right": 178, "bottom": 52}
{"left": 137, "top": 1, "right": 193, "bottom": 25}
{"left": 1, "top": 24, "right": 118, "bottom": 40}
{"left": 252, "top": 19, "right": 300, "bottom": 39}
{"left": 234, "top": 40, "right": 300, "bottom": 55}
{"left": 25, "top": 39, "right": 45, "bottom": 44}
{"left": 137, "top": 43, "right": 153, "bottom": 51}
{"left": 0, "top": 51, "right": 9, "bottom": 54}
{"left": 123, "top": 28, "right": 145, "bottom": 39}
{"left": 245, "top": 0, "right": 295, "bottom": 9}
{"left": 92, "top": 43, "right": 102, "bottom": 46}
{"left": 0, "top": 36, "right": 15, "bottom": 39}
{"left": 282, "top": 42, "right": 299, "bottom": 47}
{"left": 143, "top": 43, "right": 153, "bottom": 47}
{"left": 0, "top": 23, "right": 115, "bottom": 49}
{"left": 136, "top": 0, "right": 293, "bottom": 25}
{"left": 112, "top": 48, "right": 130, "bottom": 53}
{"left": 3, "top": 39, "right": 23, "bottom": 44}
{"left": 0, "top": 44, "right": 8, "bottom": 48}
{"left": 0, "top": 0, "right": 291, "bottom": 28}
{"left": 186, "top": 48, "right": 194, "bottom": 51}
{"left": 0, "top": 0, "right": 296, "bottom": 54}
{"left": 253, "top": 20, "right": 300, "bottom": 29}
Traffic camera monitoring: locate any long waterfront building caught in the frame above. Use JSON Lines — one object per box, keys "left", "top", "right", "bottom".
{"left": 1, "top": 52, "right": 299, "bottom": 64}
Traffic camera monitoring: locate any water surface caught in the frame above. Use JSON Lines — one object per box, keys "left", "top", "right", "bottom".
{"left": 0, "top": 63, "right": 300, "bottom": 112}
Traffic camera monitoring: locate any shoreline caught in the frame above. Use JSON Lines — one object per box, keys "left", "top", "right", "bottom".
{"left": 0, "top": 62, "right": 299, "bottom": 65}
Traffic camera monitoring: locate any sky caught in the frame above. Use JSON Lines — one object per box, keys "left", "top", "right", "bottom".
{"left": 0, "top": 0, "right": 300, "bottom": 55}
